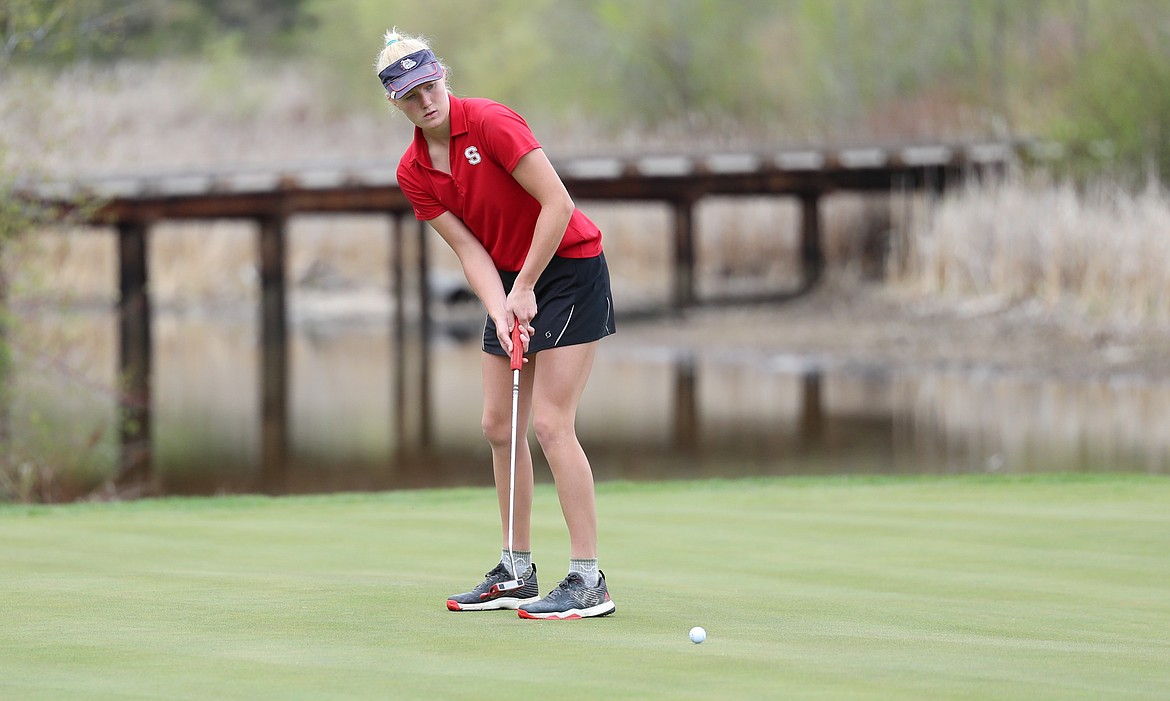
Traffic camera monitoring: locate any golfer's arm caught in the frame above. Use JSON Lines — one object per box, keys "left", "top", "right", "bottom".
{"left": 427, "top": 212, "right": 508, "bottom": 320}
{"left": 510, "top": 148, "right": 574, "bottom": 292}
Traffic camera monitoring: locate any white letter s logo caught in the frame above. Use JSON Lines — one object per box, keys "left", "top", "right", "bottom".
{"left": 464, "top": 146, "right": 482, "bottom": 165}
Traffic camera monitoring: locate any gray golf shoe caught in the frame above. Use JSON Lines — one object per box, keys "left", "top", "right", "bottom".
{"left": 446, "top": 562, "right": 540, "bottom": 611}
{"left": 518, "top": 571, "right": 615, "bottom": 620}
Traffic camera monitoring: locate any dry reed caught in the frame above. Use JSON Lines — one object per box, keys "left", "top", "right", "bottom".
{"left": 891, "top": 173, "right": 1170, "bottom": 327}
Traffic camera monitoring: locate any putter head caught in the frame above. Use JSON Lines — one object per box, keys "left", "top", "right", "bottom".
{"left": 485, "top": 578, "right": 526, "bottom": 597}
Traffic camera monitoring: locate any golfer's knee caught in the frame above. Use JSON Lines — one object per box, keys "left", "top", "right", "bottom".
{"left": 481, "top": 413, "right": 511, "bottom": 448}
{"left": 532, "top": 413, "right": 574, "bottom": 450}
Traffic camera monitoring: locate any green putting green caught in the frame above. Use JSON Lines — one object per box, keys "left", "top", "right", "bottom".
{"left": 3, "top": 474, "right": 1168, "bottom": 700}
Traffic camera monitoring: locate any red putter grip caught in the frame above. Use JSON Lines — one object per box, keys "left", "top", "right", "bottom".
{"left": 509, "top": 323, "right": 524, "bottom": 371}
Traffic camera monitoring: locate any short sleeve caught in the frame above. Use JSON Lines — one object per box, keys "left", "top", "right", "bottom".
{"left": 396, "top": 161, "right": 446, "bottom": 222}
{"left": 477, "top": 102, "right": 541, "bottom": 172}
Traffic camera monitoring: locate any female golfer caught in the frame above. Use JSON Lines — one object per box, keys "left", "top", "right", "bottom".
{"left": 375, "top": 28, "right": 616, "bottom": 620}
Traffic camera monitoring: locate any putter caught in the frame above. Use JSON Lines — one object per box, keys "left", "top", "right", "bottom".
{"left": 486, "top": 321, "right": 527, "bottom": 596}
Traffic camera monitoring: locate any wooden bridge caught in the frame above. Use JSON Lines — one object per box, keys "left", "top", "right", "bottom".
{"left": 15, "top": 140, "right": 1024, "bottom": 490}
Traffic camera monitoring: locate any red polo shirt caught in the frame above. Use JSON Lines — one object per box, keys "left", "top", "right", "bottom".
{"left": 396, "top": 95, "right": 603, "bottom": 272}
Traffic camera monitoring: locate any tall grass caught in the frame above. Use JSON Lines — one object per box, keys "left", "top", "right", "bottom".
{"left": 891, "top": 172, "right": 1170, "bottom": 327}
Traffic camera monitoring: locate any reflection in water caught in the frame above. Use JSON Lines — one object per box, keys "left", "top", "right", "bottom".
{"left": 8, "top": 310, "right": 1169, "bottom": 498}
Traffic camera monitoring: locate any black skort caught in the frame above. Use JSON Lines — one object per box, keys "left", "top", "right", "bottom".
{"left": 483, "top": 253, "right": 616, "bottom": 357}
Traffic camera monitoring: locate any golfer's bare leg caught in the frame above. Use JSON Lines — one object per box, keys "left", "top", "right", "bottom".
{"left": 531, "top": 342, "right": 598, "bottom": 559}
{"left": 482, "top": 352, "right": 534, "bottom": 554}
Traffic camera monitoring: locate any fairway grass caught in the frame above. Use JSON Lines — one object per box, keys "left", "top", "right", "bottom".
{"left": 2, "top": 474, "right": 1168, "bottom": 700}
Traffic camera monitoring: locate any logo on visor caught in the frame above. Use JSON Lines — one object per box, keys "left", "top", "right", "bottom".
{"left": 400, "top": 58, "right": 417, "bottom": 70}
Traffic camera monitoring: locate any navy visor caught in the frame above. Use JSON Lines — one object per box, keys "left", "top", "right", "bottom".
{"left": 378, "top": 49, "right": 444, "bottom": 99}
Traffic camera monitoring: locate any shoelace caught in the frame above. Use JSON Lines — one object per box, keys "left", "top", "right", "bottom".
{"left": 555, "top": 574, "right": 582, "bottom": 593}
{"left": 481, "top": 566, "right": 508, "bottom": 586}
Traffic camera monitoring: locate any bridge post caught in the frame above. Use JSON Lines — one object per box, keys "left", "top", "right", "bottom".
{"left": 799, "top": 191, "right": 825, "bottom": 289}
{"left": 672, "top": 353, "right": 700, "bottom": 453}
{"left": 671, "top": 197, "right": 696, "bottom": 311}
{"left": 258, "top": 214, "right": 289, "bottom": 490}
{"left": 391, "top": 213, "right": 406, "bottom": 455}
{"left": 416, "top": 218, "right": 433, "bottom": 448}
{"left": 390, "top": 214, "right": 433, "bottom": 457}
{"left": 0, "top": 236, "right": 10, "bottom": 461}
{"left": 798, "top": 370, "right": 825, "bottom": 449}
{"left": 117, "top": 220, "right": 153, "bottom": 486}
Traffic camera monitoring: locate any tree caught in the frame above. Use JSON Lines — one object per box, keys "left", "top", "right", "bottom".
{"left": 1057, "top": 1, "right": 1170, "bottom": 180}
{"left": 0, "top": 0, "right": 138, "bottom": 66}
{"left": 2, "top": 0, "right": 314, "bottom": 67}
{"left": 548, "top": 0, "right": 788, "bottom": 131}
{"left": 1, "top": 0, "right": 67, "bottom": 65}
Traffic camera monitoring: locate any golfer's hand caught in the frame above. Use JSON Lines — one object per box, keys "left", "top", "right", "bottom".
{"left": 505, "top": 288, "right": 537, "bottom": 349}
{"left": 496, "top": 315, "right": 534, "bottom": 358}
{"left": 506, "top": 286, "right": 536, "bottom": 318}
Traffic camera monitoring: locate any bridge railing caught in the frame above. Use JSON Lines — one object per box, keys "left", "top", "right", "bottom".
{"left": 24, "top": 140, "right": 1025, "bottom": 209}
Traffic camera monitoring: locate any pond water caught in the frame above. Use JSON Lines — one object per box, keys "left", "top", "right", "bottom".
{"left": 8, "top": 309, "right": 1169, "bottom": 500}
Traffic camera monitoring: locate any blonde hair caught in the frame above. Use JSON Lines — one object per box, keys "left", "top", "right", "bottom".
{"left": 374, "top": 27, "right": 449, "bottom": 80}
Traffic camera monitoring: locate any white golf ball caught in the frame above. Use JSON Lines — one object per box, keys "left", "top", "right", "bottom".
{"left": 689, "top": 626, "right": 706, "bottom": 644}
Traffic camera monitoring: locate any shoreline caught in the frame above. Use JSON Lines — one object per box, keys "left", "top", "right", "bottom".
{"left": 611, "top": 279, "right": 1170, "bottom": 383}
